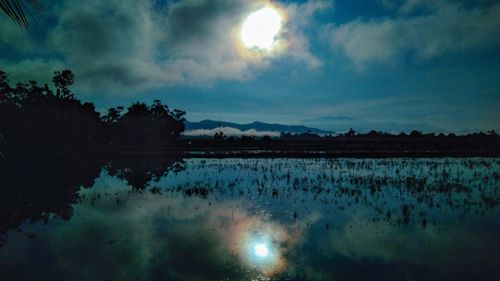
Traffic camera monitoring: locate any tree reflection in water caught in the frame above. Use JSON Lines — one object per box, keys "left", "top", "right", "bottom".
{"left": 0, "top": 155, "right": 184, "bottom": 246}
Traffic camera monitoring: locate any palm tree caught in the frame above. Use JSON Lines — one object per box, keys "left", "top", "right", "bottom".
{"left": 0, "top": 0, "right": 42, "bottom": 29}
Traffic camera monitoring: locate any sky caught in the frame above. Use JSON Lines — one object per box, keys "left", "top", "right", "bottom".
{"left": 0, "top": 0, "right": 499, "bottom": 132}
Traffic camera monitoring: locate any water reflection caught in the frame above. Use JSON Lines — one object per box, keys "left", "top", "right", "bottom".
{"left": 0, "top": 155, "right": 184, "bottom": 246}
{"left": 0, "top": 155, "right": 104, "bottom": 244}
{"left": 0, "top": 158, "right": 499, "bottom": 281}
{"left": 105, "top": 157, "right": 185, "bottom": 190}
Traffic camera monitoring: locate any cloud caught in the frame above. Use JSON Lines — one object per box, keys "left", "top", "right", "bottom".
{"left": 0, "top": 0, "right": 326, "bottom": 95}
{"left": 324, "top": 210, "right": 499, "bottom": 278}
{"left": 0, "top": 58, "right": 66, "bottom": 85}
{"left": 0, "top": 182, "right": 305, "bottom": 280}
{"left": 380, "top": 0, "right": 446, "bottom": 13}
{"left": 325, "top": 0, "right": 500, "bottom": 66}
{"left": 47, "top": 0, "right": 177, "bottom": 93}
{"left": 0, "top": 17, "right": 35, "bottom": 52}
{"left": 282, "top": 0, "right": 333, "bottom": 68}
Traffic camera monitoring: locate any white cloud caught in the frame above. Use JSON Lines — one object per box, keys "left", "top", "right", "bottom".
{"left": 283, "top": 1, "right": 333, "bottom": 68}
{"left": 325, "top": 1, "right": 500, "bottom": 67}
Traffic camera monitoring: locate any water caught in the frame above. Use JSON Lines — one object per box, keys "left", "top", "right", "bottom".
{"left": 0, "top": 157, "right": 499, "bottom": 281}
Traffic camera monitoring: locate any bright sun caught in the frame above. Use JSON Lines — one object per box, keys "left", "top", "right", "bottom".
{"left": 241, "top": 7, "right": 282, "bottom": 50}
{"left": 254, "top": 243, "right": 269, "bottom": 258}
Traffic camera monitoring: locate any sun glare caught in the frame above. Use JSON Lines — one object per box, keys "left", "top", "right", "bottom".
{"left": 241, "top": 7, "right": 282, "bottom": 50}
{"left": 254, "top": 243, "right": 269, "bottom": 258}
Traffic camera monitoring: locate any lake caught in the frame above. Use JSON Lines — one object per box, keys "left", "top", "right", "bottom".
{"left": 0, "top": 157, "right": 499, "bottom": 281}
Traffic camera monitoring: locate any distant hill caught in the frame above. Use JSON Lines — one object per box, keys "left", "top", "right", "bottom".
{"left": 184, "top": 119, "right": 332, "bottom": 137}
{"left": 301, "top": 116, "right": 440, "bottom": 133}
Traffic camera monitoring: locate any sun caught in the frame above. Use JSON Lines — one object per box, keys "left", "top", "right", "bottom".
{"left": 241, "top": 7, "right": 282, "bottom": 50}
{"left": 254, "top": 243, "right": 269, "bottom": 258}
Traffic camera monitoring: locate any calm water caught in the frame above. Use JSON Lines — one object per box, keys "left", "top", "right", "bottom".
{"left": 0, "top": 158, "right": 499, "bottom": 281}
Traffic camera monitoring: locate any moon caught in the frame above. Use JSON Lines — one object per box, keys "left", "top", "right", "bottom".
{"left": 241, "top": 7, "right": 282, "bottom": 50}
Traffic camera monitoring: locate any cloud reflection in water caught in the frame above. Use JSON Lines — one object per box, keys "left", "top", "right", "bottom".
{"left": 0, "top": 158, "right": 499, "bottom": 281}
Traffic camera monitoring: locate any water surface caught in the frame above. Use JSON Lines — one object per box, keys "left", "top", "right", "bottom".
{"left": 0, "top": 158, "right": 499, "bottom": 281}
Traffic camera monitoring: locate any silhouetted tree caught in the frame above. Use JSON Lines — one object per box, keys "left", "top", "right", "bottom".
{"left": 346, "top": 128, "right": 356, "bottom": 137}
{"left": 101, "top": 107, "right": 123, "bottom": 124}
{"left": 214, "top": 131, "right": 225, "bottom": 140}
{"left": 1, "top": 69, "right": 186, "bottom": 153}
{"left": 0, "top": 71, "right": 9, "bottom": 102}
{"left": 101, "top": 100, "right": 185, "bottom": 147}
{"left": 410, "top": 130, "right": 423, "bottom": 137}
{"left": 366, "top": 130, "right": 380, "bottom": 137}
{"left": 52, "top": 70, "right": 75, "bottom": 99}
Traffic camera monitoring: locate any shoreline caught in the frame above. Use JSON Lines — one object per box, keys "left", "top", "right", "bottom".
{"left": 60, "top": 148, "right": 500, "bottom": 158}
{"left": 3, "top": 139, "right": 500, "bottom": 159}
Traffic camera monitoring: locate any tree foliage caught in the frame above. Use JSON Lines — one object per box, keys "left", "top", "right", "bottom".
{"left": 0, "top": 69, "right": 185, "bottom": 155}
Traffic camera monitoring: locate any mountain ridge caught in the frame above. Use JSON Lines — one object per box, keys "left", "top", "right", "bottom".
{"left": 185, "top": 119, "right": 333, "bottom": 135}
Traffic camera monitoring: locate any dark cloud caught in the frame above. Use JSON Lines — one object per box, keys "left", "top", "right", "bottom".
{"left": 166, "top": 0, "right": 248, "bottom": 44}
{"left": 47, "top": 0, "right": 260, "bottom": 93}
{"left": 47, "top": 0, "right": 163, "bottom": 92}
{"left": 0, "top": 0, "right": 323, "bottom": 95}
{"left": 326, "top": 0, "right": 500, "bottom": 67}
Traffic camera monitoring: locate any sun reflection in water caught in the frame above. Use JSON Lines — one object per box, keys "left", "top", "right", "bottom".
{"left": 209, "top": 203, "right": 313, "bottom": 277}
{"left": 238, "top": 228, "right": 285, "bottom": 276}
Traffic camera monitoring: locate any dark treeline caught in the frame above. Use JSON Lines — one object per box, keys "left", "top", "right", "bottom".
{"left": 0, "top": 69, "right": 185, "bottom": 158}
{"left": 280, "top": 127, "right": 499, "bottom": 139}
{"left": 203, "top": 128, "right": 499, "bottom": 141}
{"left": 184, "top": 129, "right": 500, "bottom": 157}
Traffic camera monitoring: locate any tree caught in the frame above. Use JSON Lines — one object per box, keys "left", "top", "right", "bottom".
{"left": 214, "top": 131, "right": 224, "bottom": 140}
{"left": 0, "top": 70, "right": 10, "bottom": 103}
{"left": 26, "top": 80, "right": 44, "bottom": 101}
{"left": 52, "top": 70, "right": 75, "bottom": 99}
{"left": 367, "top": 130, "right": 380, "bottom": 137}
{"left": 151, "top": 100, "right": 169, "bottom": 121}
{"left": 170, "top": 109, "right": 185, "bottom": 136}
{"left": 346, "top": 128, "right": 356, "bottom": 137}
{"left": 1, "top": 69, "right": 186, "bottom": 150}
{"left": 0, "top": 71, "right": 9, "bottom": 89}
{"left": 11, "top": 82, "right": 28, "bottom": 105}
{"left": 410, "top": 130, "right": 423, "bottom": 137}
{"left": 0, "top": 0, "right": 42, "bottom": 29}
{"left": 102, "top": 107, "right": 123, "bottom": 124}
{"left": 124, "top": 102, "right": 149, "bottom": 118}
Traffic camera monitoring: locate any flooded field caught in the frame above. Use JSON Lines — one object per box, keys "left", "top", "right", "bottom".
{"left": 1, "top": 157, "right": 499, "bottom": 281}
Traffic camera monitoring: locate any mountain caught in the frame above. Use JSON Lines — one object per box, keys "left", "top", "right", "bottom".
{"left": 184, "top": 119, "right": 332, "bottom": 137}
{"left": 300, "top": 116, "right": 440, "bottom": 133}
